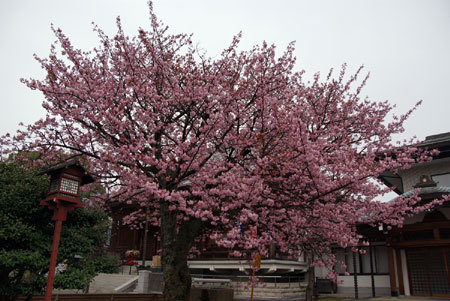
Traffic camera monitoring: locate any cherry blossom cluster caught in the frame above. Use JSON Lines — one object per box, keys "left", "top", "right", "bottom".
{"left": 1, "top": 2, "right": 446, "bottom": 276}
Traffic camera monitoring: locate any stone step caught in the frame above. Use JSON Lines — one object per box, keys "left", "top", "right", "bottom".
{"left": 88, "top": 273, "right": 139, "bottom": 293}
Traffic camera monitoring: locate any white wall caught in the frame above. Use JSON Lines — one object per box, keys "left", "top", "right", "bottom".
{"left": 335, "top": 275, "right": 391, "bottom": 296}
{"left": 337, "top": 275, "right": 390, "bottom": 288}
{"left": 399, "top": 157, "right": 450, "bottom": 191}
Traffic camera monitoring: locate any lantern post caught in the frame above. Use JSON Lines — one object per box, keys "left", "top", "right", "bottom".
{"left": 39, "top": 158, "right": 94, "bottom": 301}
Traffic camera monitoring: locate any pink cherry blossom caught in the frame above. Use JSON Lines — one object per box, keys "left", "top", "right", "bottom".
{"left": 1, "top": 3, "right": 447, "bottom": 300}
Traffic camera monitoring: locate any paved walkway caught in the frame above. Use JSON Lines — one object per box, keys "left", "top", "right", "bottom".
{"left": 236, "top": 296, "right": 450, "bottom": 301}
{"left": 358, "top": 296, "right": 450, "bottom": 301}
{"left": 318, "top": 296, "right": 450, "bottom": 301}
{"left": 314, "top": 293, "right": 450, "bottom": 301}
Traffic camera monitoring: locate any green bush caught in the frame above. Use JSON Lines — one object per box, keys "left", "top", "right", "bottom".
{"left": 0, "top": 156, "right": 115, "bottom": 299}
{"left": 53, "top": 253, "right": 121, "bottom": 290}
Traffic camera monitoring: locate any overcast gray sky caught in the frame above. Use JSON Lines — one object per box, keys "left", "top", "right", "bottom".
{"left": 1, "top": 0, "right": 450, "bottom": 141}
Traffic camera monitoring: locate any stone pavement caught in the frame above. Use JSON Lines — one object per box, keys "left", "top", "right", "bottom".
{"left": 358, "top": 297, "right": 450, "bottom": 301}
{"left": 314, "top": 293, "right": 450, "bottom": 301}
{"left": 235, "top": 296, "right": 450, "bottom": 301}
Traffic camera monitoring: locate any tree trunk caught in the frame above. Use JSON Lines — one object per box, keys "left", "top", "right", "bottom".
{"left": 160, "top": 202, "right": 203, "bottom": 301}
{"left": 162, "top": 246, "right": 191, "bottom": 301}
{"left": 305, "top": 254, "right": 315, "bottom": 301}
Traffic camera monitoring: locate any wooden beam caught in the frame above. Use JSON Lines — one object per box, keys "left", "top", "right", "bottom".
{"left": 391, "top": 239, "right": 450, "bottom": 248}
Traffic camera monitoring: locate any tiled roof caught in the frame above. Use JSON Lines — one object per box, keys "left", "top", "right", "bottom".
{"left": 420, "top": 132, "right": 450, "bottom": 147}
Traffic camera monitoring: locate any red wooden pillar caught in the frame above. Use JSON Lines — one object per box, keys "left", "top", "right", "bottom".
{"left": 45, "top": 220, "right": 62, "bottom": 301}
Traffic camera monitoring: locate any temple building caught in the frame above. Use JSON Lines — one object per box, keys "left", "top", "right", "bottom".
{"left": 316, "top": 132, "right": 450, "bottom": 298}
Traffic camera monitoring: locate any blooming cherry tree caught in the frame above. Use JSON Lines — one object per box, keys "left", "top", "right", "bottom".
{"left": 1, "top": 4, "right": 442, "bottom": 300}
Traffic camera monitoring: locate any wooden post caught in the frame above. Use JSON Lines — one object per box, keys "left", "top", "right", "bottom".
{"left": 387, "top": 246, "right": 398, "bottom": 296}
{"left": 142, "top": 209, "right": 150, "bottom": 267}
{"left": 369, "top": 242, "right": 376, "bottom": 297}
{"left": 353, "top": 251, "right": 358, "bottom": 300}
{"left": 250, "top": 254, "right": 261, "bottom": 301}
{"left": 250, "top": 270, "right": 255, "bottom": 301}
{"left": 395, "top": 249, "right": 404, "bottom": 295}
{"left": 45, "top": 219, "right": 63, "bottom": 301}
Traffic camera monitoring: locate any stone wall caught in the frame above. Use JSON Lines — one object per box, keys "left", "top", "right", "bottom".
{"left": 231, "top": 281, "right": 306, "bottom": 298}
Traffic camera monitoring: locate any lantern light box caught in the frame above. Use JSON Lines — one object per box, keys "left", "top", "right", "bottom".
{"left": 40, "top": 157, "right": 95, "bottom": 209}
